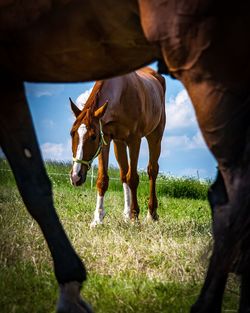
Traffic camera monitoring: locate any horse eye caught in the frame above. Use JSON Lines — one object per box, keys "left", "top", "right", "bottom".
{"left": 91, "top": 134, "right": 96, "bottom": 141}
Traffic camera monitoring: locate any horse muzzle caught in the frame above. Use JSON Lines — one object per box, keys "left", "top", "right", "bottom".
{"left": 70, "top": 171, "right": 86, "bottom": 186}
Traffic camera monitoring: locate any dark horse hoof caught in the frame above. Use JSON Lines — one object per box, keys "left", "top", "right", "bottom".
{"left": 190, "top": 300, "right": 208, "bottom": 313}
{"left": 190, "top": 303, "right": 205, "bottom": 313}
{"left": 56, "top": 281, "right": 93, "bottom": 313}
{"left": 190, "top": 301, "right": 221, "bottom": 313}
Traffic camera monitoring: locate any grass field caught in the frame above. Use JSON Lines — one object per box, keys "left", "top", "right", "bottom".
{"left": 0, "top": 160, "right": 239, "bottom": 312}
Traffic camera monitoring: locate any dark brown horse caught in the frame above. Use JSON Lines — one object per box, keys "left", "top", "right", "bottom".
{"left": 1, "top": 1, "right": 250, "bottom": 312}
{"left": 69, "top": 67, "right": 165, "bottom": 226}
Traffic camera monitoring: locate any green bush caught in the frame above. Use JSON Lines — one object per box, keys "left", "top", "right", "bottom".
{"left": 157, "top": 175, "right": 210, "bottom": 200}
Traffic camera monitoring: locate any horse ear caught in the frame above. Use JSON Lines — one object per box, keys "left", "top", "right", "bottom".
{"left": 69, "top": 97, "right": 81, "bottom": 117}
{"left": 94, "top": 100, "right": 108, "bottom": 119}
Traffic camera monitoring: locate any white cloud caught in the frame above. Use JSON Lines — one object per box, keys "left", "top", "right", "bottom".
{"left": 127, "top": 131, "right": 206, "bottom": 162}
{"left": 190, "top": 131, "right": 207, "bottom": 149}
{"left": 25, "top": 83, "right": 65, "bottom": 98}
{"left": 42, "top": 119, "right": 55, "bottom": 128}
{"left": 41, "top": 141, "right": 72, "bottom": 161}
{"left": 75, "top": 88, "right": 93, "bottom": 109}
{"left": 168, "top": 132, "right": 206, "bottom": 150}
{"left": 160, "top": 131, "right": 206, "bottom": 157}
{"left": 35, "top": 91, "right": 53, "bottom": 98}
{"left": 138, "top": 138, "right": 149, "bottom": 158}
{"left": 41, "top": 143, "right": 64, "bottom": 160}
{"left": 166, "top": 89, "right": 196, "bottom": 130}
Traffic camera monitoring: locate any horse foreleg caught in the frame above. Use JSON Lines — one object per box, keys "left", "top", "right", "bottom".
{"left": 126, "top": 139, "right": 141, "bottom": 221}
{"left": 90, "top": 143, "right": 110, "bottom": 227}
{"left": 113, "top": 140, "right": 131, "bottom": 220}
{"left": 0, "top": 80, "right": 91, "bottom": 313}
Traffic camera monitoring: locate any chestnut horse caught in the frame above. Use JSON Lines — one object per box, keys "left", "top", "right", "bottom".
{"left": 69, "top": 67, "right": 166, "bottom": 227}
{"left": 1, "top": 1, "right": 250, "bottom": 312}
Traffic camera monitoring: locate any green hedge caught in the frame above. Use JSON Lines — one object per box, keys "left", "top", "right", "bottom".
{"left": 0, "top": 159, "right": 211, "bottom": 200}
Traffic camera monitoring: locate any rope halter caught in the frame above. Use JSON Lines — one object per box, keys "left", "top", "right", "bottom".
{"left": 72, "top": 119, "right": 108, "bottom": 170}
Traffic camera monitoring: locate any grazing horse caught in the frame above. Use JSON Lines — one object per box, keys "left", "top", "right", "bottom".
{"left": 1, "top": 1, "right": 250, "bottom": 312}
{"left": 69, "top": 67, "right": 166, "bottom": 227}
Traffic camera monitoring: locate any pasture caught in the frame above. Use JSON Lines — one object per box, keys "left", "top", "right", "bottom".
{"left": 0, "top": 160, "right": 239, "bottom": 313}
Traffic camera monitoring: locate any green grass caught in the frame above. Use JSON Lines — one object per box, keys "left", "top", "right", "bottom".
{"left": 0, "top": 160, "right": 239, "bottom": 312}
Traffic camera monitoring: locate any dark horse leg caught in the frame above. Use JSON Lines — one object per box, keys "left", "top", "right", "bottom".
{"left": 239, "top": 272, "right": 250, "bottom": 313}
{"left": 238, "top": 128, "right": 250, "bottom": 313}
{"left": 0, "top": 79, "right": 91, "bottom": 313}
{"left": 238, "top": 151, "right": 250, "bottom": 313}
{"left": 187, "top": 81, "right": 250, "bottom": 313}
{"left": 191, "top": 171, "right": 229, "bottom": 313}
{"left": 192, "top": 165, "right": 250, "bottom": 313}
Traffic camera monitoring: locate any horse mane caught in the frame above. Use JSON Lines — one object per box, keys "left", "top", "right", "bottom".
{"left": 72, "top": 80, "right": 104, "bottom": 132}
{"left": 83, "top": 80, "right": 104, "bottom": 112}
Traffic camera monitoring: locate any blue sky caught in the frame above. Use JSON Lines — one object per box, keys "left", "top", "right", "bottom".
{"left": 24, "top": 67, "right": 217, "bottom": 180}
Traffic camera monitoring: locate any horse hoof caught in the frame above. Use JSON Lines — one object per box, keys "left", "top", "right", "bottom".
{"left": 90, "top": 210, "right": 106, "bottom": 228}
{"left": 131, "top": 217, "right": 140, "bottom": 225}
{"left": 90, "top": 220, "right": 104, "bottom": 228}
{"left": 57, "top": 281, "right": 93, "bottom": 313}
{"left": 146, "top": 212, "right": 159, "bottom": 222}
{"left": 190, "top": 300, "right": 213, "bottom": 313}
{"left": 123, "top": 212, "right": 131, "bottom": 222}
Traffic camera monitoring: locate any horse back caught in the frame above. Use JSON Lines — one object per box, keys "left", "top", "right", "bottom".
{"left": 123, "top": 67, "right": 166, "bottom": 136}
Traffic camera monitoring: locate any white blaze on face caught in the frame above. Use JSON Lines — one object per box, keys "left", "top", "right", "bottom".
{"left": 72, "top": 124, "right": 87, "bottom": 182}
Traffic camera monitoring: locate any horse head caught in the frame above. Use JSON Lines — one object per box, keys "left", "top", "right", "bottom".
{"left": 70, "top": 97, "right": 108, "bottom": 186}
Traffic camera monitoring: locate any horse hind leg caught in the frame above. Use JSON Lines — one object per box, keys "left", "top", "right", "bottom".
{"left": 145, "top": 125, "right": 164, "bottom": 221}
{"left": 0, "top": 80, "right": 91, "bottom": 313}
{"left": 192, "top": 167, "right": 250, "bottom": 313}
{"left": 239, "top": 271, "right": 250, "bottom": 313}
{"left": 236, "top": 133, "right": 250, "bottom": 313}
{"left": 126, "top": 139, "right": 141, "bottom": 221}
{"left": 188, "top": 83, "right": 250, "bottom": 313}
{"left": 218, "top": 161, "right": 250, "bottom": 313}
{"left": 191, "top": 170, "right": 229, "bottom": 313}
{"left": 113, "top": 140, "right": 131, "bottom": 220}
{"left": 90, "top": 143, "right": 110, "bottom": 228}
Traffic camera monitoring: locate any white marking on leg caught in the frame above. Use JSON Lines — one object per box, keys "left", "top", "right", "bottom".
{"left": 24, "top": 148, "right": 32, "bottom": 158}
{"left": 71, "top": 124, "right": 87, "bottom": 184}
{"left": 123, "top": 182, "right": 131, "bottom": 220}
{"left": 146, "top": 211, "right": 154, "bottom": 221}
{"left": 90, "top": 194, "right": 106, "bottom": 228}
